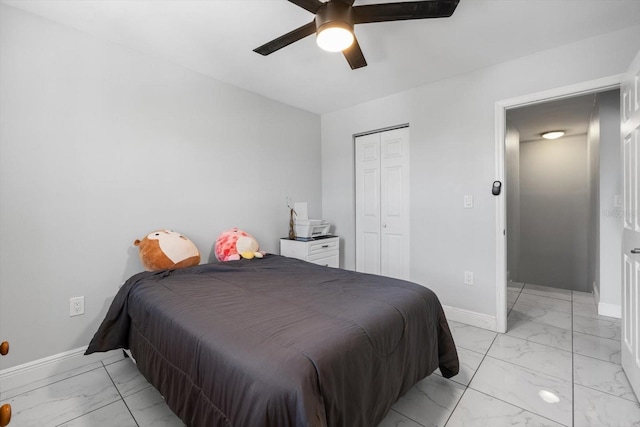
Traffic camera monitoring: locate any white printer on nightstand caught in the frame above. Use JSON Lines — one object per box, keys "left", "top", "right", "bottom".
{"left": 292, "top": 202, "right": 331, "bottom": 240}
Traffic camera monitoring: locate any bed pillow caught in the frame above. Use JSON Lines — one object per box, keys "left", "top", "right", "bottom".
{"left": 134, "top": 230, "right": 200, "bottom": 271}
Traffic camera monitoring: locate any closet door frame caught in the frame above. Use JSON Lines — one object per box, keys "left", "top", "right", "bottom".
{"left": 355, "top": 125, "right": 410, "bottom": 280}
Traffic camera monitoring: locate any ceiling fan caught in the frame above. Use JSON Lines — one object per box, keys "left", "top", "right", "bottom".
{"left": 253, "top": 0, "right": 460, "bottom": 70}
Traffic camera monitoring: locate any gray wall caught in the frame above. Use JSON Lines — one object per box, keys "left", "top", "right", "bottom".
{"left": 519, "top": 135, "right": 589, "bottom": 291}
{"left": 0, "top": 5, "right": 321, "bottom": 368}
{"left": 587, "top": 96, "right": 601, "bottom": 296}
{"left": 505, "top": 124, "right": 521, "bottom": 282}
{"left": 595, "top": 90, "right": 622, "bottom": 308}
{"left": 321, "top": 24, "right": 640, "bottom": 319}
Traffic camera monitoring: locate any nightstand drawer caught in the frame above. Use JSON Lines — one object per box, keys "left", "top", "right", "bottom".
{"left": 307, "top": 238, "right": 339, "bottom": 255}
{"left": 308, "top": 251, "right": 339, "bottom": 268}
{"left": 280, "top": 236, "right": 340, "bottom": 268}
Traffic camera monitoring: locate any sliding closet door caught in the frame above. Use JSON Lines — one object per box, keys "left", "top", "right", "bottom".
{"left": 355, "top": 133, "right": 382, "bottom": 274}
{"left": 355, "top": 127, "right": 410, "bottom": 280}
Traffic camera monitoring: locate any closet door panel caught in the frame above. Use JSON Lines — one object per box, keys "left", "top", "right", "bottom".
{"left": 356, "top": 127, "right": 410, "bottom": 280}
{"left": 356, "top": 133, "right": 381, "bottom": 274}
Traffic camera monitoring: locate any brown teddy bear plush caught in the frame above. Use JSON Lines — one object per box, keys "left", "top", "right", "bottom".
{"left": 134, "top": 230, "right": 200, "bottom": 271}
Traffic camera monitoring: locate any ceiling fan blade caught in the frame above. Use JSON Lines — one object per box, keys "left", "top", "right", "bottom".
{"left": 254, "top": 21, "right": 316, "bottom": 56}
{"left": 288, "top": 0, "right": 324, "bottom": 14}
{"left": 353, "top": 0, "right": 459, "bottom": 24}
{"left": 343, "top": 36, "right": 367, "bottom": 70}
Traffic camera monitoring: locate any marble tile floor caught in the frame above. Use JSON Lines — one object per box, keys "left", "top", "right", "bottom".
{"left": 2, "top": 283, "right": 638, "bottom": 426}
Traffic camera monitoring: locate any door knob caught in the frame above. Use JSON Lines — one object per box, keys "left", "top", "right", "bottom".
{"left": 632, "top": 248, "right": 640, "bottom": 254}
{"left": 0, "top": 404, "right": 10, "bottom": 427}
{"left": 0, "top": 342, "right": 8, "bottom": 356}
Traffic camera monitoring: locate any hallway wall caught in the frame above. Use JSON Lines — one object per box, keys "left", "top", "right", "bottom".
{"left": 518, "top": 135, "right": 589, "bottom": 291}
{"left": 591, "top": 90, "right": 622, "bottom": 315}
{"left": 506, "top": 124, "right": 521, "bottom": 281}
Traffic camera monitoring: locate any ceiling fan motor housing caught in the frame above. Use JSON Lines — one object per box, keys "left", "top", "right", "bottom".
{"left": 315, "top": 1, "right": 355, "bottom": 34}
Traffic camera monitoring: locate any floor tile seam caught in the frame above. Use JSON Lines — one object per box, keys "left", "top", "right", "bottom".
{"left": 102, "top": 356, "right": 127, "bottom": 368}
{"left": 464, "top": 387, "right": 572, "bottom": 427}
{"left": 573, "top": 312, "right": 621, "bottom": 324}
{"left": 571, "top": 351, "right": 619, "bottom": 365}
{"left": 570, "top": 328, "right": 621, "bottom": 341}
{"left": 388, "top": 408, "right": 427, "bottom": 427}
{"left": 121, "top": 384, "right": 153, "bottom": 399}
{"left": 572, "top": 330, "right": 620, "bottom": 341}
{"left": 452, "top": 334, "right": 500, "bottom": 424}
{"left": 454, "top": 344, "right": 488, "bottom": 357}
{"left": 572, "top": 313, "right": 622, "bottom": 323}
{"left": 0, "top": 365, "right": 106, "bottom": 401}
{"left": 520, "top": 291, "right": 573, "bottom": 302}
{"left": 573, "top": 382, "right": 640, "bottom": 405}
{"left": 572, "top": 351, "right": 623, "bottom": 367}
{"left": 104, "top": 362, "right": 140, "bottom": 427}
{"left": 493, "top": 332, "right": 574, "bottom": 356}
{"left": 508, "top": 313, "right": 573, "bottom": 333}
{"left": 481, "top": 353, "right": 574, "bottom": 387}
{"left": 52, "top": 398, "right": 126, "bottom": 427}
{"left": 515, "top": 292, "right": 572, "bottom": 303}
{"left": 442, "top": 386, "right": 470, "bottom": 427}
{"left": 101, "top": 356, "right": 154, "bottom": 398}
{"left": 507, "top": 290, "right": 524, "bottom": 317}
{"left": 464, "top": 334, "right": 499, "bottom": 390}
{"left": 572, "top": 299, "right": 600, "bottom": 307}
{"left": 519, "top": 288, "right": 573, "bottom": 299}
{"left": 512, "top": 300, "right": 573, "bottom": 313}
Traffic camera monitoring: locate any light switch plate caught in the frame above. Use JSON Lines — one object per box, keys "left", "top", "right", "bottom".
{"left": 464, "top": 195, "right": 473, "bottom": 208}
{"left": 464, "top": 271, "right": 474, "bottom": 285}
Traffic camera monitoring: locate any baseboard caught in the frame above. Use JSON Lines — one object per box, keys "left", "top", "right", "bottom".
{"left": 598, "top": 302, "right": 622, "bottom": 319}
{"left": 593, "top": 283, "right": 600, "bottom": 304}
{"left": 593, "top": 283, "right": 622, "bottom": 319}
{"left": 0, "top": 347, "right": 123, "bottom": 394}
{"left": 443, "top": 305, "right": 497, "bottom": 331}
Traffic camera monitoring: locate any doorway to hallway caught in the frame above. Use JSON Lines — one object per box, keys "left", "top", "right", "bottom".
{"left": 505, "top": 90, "right": 620, "bottom": 294}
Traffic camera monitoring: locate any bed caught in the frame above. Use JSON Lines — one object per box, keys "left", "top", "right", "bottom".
{"left": 85, "top": 254, "right": 458, "bottom": 427}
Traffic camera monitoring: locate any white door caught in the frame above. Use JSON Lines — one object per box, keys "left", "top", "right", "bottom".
{"left": 622, "top": 49, "right": 640, "bottom": 398}
{"left": 355, "top": 132, "right": 382, "bottom": 275}
{"left": 355, "top": 127, "right": 410, "bottom": 280}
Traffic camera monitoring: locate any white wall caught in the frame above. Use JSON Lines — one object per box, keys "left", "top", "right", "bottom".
{"left": 505, "top": 124, "right": 520, "bottom": 282}
{"left": 596, "top": 90, "right": 622, "bottom": 313}
{"left": 587, "top": 97, "right": 601, "bottom": 297}
{"left": 322, "top": 25, "right": 640, "bottom": 323}
{"left": 519, "top": 135, "right": 589, "bottom": 291}
{"left": 0, "top": 5, "right": 321, "bottom": 368}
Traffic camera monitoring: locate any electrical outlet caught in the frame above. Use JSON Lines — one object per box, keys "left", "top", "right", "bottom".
{"left": 464, "top": 271, "right": 474, "bottom": 285}
{"left": 70, "top": 296, "right": 85, "bottom": 317}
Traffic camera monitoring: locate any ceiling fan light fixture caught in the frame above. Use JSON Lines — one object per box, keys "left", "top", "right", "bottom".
{"left": 541, "top": 131, "right": 566, "bottom": 140}
{"left": 253, "top": 0, "right": 460, "bottom": 70}
{"left": 316, "top": 24, "right": 354, "bottom": 52}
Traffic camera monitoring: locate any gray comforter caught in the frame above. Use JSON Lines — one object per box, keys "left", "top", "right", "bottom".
{"left": 86, "top": 255, "right": 458, "bottom": 427}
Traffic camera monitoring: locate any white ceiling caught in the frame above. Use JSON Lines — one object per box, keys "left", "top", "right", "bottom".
{"left": 507, "top": 92, "right": 603, "bottom": 143}
{"left": 3, "top": 0, "right": 640, "bottom": 114}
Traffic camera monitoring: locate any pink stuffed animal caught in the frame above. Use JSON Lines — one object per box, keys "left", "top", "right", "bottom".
{"left": 215, "top": 227, "right": 265, "bottom": 262}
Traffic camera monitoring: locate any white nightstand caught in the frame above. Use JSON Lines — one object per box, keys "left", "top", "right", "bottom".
{"left": 280, "top": 236, "right": 339, "bottom": 268}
